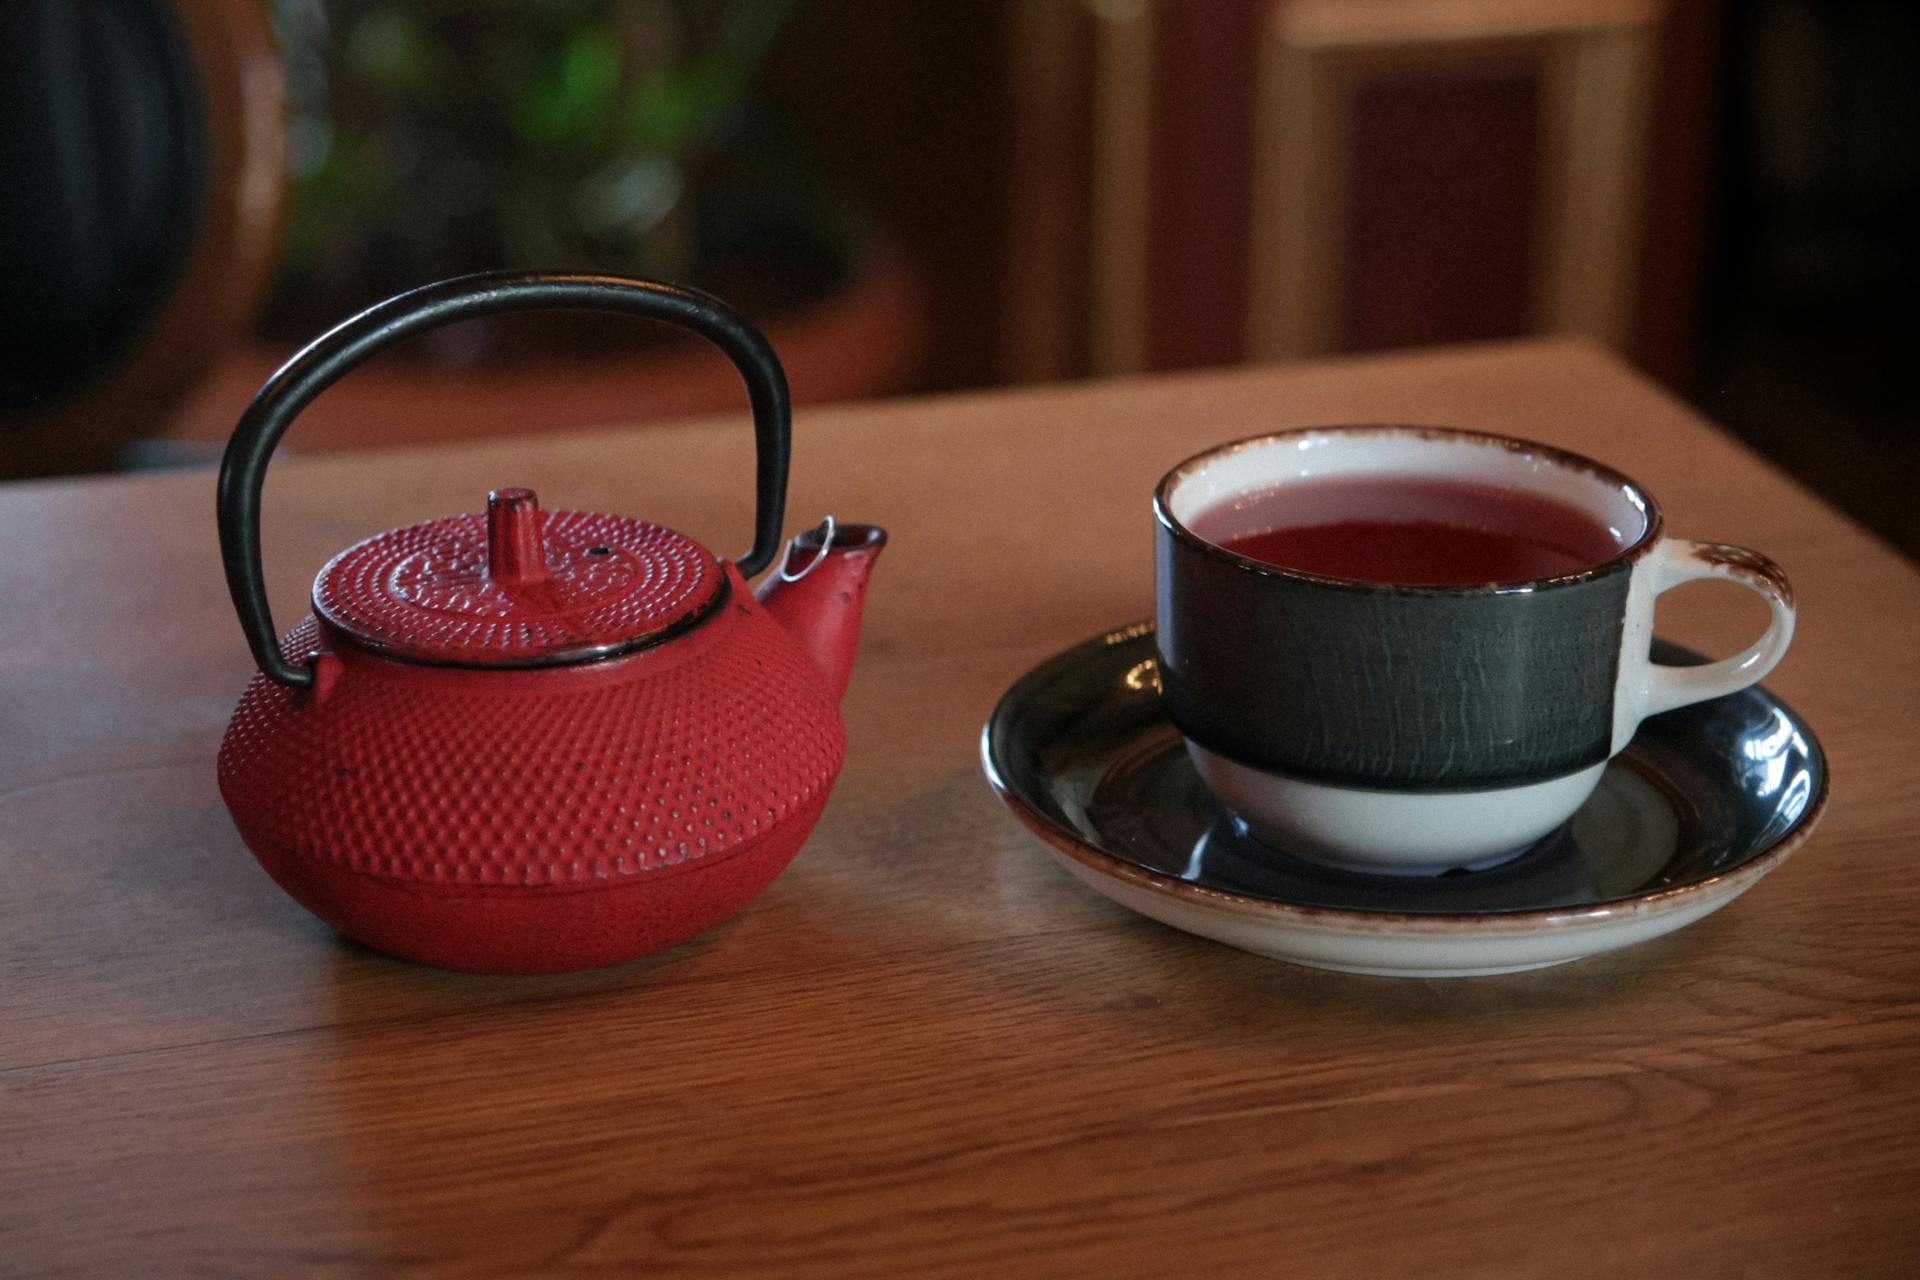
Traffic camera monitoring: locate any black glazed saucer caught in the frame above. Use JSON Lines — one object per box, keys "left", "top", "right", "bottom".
{"left": 982, "top": 622, "right": 1829, "bottom": 976}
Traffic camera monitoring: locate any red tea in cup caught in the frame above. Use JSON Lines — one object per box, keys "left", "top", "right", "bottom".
{"left": 1191, "top": 475, "right": 1624, "bottom": 587}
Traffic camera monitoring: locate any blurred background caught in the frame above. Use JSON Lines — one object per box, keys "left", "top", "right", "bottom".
{"left": 3, "top": 0, "right": 1916, "bottom": 555}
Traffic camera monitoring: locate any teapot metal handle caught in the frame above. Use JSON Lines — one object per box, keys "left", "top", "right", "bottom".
{"left": 217, "top": 270, "right": 791, "bottom": 689}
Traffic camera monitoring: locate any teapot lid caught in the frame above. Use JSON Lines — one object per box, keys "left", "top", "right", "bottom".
{"left": 312, "top": 488, "right": 724, "bottom": 668}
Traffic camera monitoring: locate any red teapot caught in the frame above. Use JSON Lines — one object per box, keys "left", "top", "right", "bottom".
{"left": 215, "top": 272, "right": 885, "bottom": 973}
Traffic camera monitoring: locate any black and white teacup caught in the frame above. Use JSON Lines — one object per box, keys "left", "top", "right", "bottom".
{"left": 1154, "top": 425, "right": 1796, "bottom": 875}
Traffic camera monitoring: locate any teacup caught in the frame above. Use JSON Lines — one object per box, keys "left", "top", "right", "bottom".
{"left": 1154, "top": 425, "right": 1795, "bottom": 875}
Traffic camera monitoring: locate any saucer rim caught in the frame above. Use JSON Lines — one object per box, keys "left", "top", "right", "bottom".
{"left": 981, "top": 621, "right": 1830, "bottom": 935}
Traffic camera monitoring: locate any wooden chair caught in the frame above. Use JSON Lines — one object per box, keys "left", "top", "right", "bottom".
{"left": 0, "top": 0, "right": 282, "bottom": 479}
{"left": 1000, "top": 0, "right": 1715, "bottom": 384}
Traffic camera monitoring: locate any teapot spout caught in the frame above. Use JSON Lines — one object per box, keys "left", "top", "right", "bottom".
{"left": 753, "top": 520, "right": 887, "bottom": 703}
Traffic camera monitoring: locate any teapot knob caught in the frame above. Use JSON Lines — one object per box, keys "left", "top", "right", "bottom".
{"left": 486, "top": 487, "right": 548, "bottom": 589}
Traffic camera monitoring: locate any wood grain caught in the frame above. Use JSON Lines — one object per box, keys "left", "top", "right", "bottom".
{"left": 3, "top": 340, "right": 1918, "bottom": 1276}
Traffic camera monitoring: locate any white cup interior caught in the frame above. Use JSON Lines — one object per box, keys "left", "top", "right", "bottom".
{"left": 1163, "top": 428, "right": 1653, "bottom": 562}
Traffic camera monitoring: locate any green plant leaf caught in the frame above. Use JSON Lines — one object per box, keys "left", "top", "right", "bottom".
{"left": 344, "top": 7, "right": 443, "bottom": 94}
{"left": 515, "top": 27, "right": 624, "bottom": 148}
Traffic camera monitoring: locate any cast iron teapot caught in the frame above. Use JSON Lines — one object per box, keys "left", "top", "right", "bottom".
{"left": 216, "top": 272, "right": 886, "bottom": 973}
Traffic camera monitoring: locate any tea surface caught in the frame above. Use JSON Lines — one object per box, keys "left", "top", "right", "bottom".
{"left": 1194, "top": 475, "right": 1624, "bottom": 586}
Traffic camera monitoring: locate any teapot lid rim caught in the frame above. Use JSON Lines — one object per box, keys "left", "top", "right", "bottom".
{"left": 311, "top": 500, "right": 727, "bottom": 668}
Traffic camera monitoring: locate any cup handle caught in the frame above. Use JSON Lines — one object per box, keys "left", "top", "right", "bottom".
{"left": 1628, "top": 538, "right": 1796, "bottom": 720}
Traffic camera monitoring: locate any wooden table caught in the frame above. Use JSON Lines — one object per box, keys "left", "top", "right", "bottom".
{"left": 4, "top": 340, "right": 1917, "bottom": 1277}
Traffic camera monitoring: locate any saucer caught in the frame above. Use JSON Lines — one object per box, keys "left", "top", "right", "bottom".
{"left": 981, "top": 622, "right": 1829, "bottom": 977}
